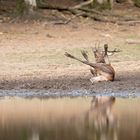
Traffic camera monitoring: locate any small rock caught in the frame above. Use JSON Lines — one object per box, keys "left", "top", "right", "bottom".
{"left": 46, "top": 34, "right": 54, "bottom": 38}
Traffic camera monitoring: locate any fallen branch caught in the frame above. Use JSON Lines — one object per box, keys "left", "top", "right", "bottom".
{"left": 117, "top": 20, "right": 140, "bottom": 25}
{"left": 126, "top": 39, "right": 140, "bottom": 44}
{"left": 53, "top": 13, "right": 83, "bottom": 25}
{"left": 70, "top": 0, "right": 93, "bottom": 9}
{"left": 79, "top": 7, "right": 122, "bottom": 18}
{"left": 37, "top": 1, "right": 140, "bottom": 25}
{"left": 76, "top": 12, "right": 117, "bottom": 23}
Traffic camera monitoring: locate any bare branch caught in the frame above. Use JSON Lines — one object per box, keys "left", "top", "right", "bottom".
{"left": 126, "top": 39, "right": 140, "bottom": 44}
{"left": 70, "top": 0, "right": 93, "bottom": 9}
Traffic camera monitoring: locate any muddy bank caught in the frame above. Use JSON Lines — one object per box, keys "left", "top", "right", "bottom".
{"left": 0, "top": 89, "right": 139, "bottom": 98}
{"left": 0, "top": 69, "right": 139, "bottom": 96}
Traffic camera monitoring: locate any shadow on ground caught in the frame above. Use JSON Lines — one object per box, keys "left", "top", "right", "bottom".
{"left": 0, "top": 70, "right": 139, "bottom": 94}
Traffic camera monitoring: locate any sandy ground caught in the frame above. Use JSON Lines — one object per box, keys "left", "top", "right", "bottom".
{"left": 0, "top": 11, "right": 140, "bottom": 94}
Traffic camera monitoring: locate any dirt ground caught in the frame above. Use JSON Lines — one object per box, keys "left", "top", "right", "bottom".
{"left": 0, "top": 7, "right": 140, "bottom": 94}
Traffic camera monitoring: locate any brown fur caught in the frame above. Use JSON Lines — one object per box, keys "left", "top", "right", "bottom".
{"left": 65, "top": 45, "right": 116, "bottom": 83}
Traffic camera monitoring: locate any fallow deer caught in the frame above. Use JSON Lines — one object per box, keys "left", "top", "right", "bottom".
{"left": 88, "top": 96, "right": 117, "bottom": 134}
{"left": 65, "top": 44, "right": 119, "bottom": 83}
{"left": 82, "top": 96, "right": 117, "bottom": 138}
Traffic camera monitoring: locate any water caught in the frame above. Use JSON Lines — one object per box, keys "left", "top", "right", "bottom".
{"left": 0, "top": 89, "right": 139, "bottom": 97}
{"left": 0, "top": 96, "right": 140, "bottom": 140}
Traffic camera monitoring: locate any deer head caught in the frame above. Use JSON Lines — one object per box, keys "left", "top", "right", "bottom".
{"left": 92, "top": 44, "right": 121, "bottom": 64}
{"left": 92, "top": 47, "right": 106, "bottom": 63}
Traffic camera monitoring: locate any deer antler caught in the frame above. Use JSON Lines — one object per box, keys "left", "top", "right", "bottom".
{"left": 81, "top": 50, "right": 89, "bottom": 61}
{"left": 104, "top": 44, "right": 110, "bottom": 64}
{"left": 64, "top": 52, "right": 75, "bottom": 59}
{"left": 107, "top": 48, "right": 121, "bottom": 54}
{"left": 104, "top": 44, "right": 108, "bottom": 56}
{"left": 64, "top": 52, "right": 89, "bottom": 65}
{"left": 103, "top": 44, "right": 121, "bottom": 56}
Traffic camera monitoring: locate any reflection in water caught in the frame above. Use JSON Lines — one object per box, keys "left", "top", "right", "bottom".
{"left": 85, "top": 96, "right": 117, "bottom": 140}
{"left": 0, "top": 96, "right": 140, "bottom": 140}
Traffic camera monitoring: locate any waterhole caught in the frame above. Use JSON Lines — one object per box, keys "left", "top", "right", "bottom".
{"left": 0, "top": 96, "right": 140, "bottom": 140}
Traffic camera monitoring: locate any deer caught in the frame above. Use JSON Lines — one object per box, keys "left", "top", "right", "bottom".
{"left": 79, "top": 96, "right": 117, "bottom": 140}
{"left": 65, "top": 44, "right": 120, "bottom": 83}
{"left": 88, "top": 96, "right": 117, "bottom": 139}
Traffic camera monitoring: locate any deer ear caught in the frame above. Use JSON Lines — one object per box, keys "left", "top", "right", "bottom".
{"left": 92, "top": 47, "right": 97, "bottom": 52}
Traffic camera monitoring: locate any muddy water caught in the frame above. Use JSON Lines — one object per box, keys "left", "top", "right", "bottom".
{"left": 0, "top": 96, "right": 140, "bottom": 140}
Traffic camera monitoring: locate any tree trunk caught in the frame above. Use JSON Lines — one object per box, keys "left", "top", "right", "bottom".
{"left": 16, "top": 0, "right": 37, "bottom": 15}
{"left": 24, "top": 0, "right": 37, "bottom": 14}
{"left": 24, "top": 0, "right": 37, "bottom": 7}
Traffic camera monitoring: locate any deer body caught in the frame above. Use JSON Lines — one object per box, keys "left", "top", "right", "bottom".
{"left": 90, "top": 65, "right": 115, "bottom": 83}
{"left": 65, "top": 45, "right": 117, "bottom": 83}
{"left": 89, "top": 96, "right": 116, "bottom": 131}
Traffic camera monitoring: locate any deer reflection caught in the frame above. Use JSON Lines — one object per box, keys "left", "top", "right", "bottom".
{"left": 29, "top": 130, "right": 39, "bottom": 140}
{"left": 83, "top": 96, "right": 117, "bottom": 140}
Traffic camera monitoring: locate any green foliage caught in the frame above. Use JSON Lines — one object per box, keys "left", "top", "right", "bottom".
{"left": 15, "top": 0, "right": 38, "bottom": 16}
{"left": 91, "top": 0, "right": 112, "bottom": 10}
{"left": 133, "top": 0, "right": 140, "bottom": 7}
{"left": 16, "top": 0, "right": 27, "bottom": 15}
